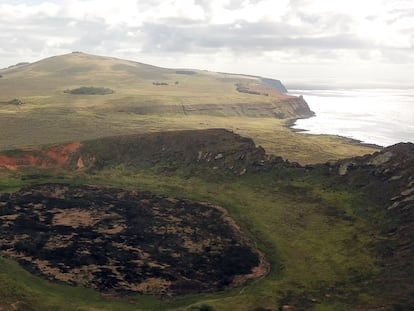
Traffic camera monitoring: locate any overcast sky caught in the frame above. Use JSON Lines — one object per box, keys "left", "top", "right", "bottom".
{"left": 1, "top": 0, "right": 413, "bottom": 88}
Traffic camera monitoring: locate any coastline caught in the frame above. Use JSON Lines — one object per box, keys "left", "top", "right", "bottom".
{"left": 286, "top": 88, "right": 414, "bottom": 150}
{"left": 284, "top": 118, "right": 384, "bottom": 150}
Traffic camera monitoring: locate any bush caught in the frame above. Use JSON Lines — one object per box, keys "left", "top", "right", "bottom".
{"left": 8, "top": 98, "right": 24, "bottom": 105}
{"left": 235, "top": 83, "right": 261, "bottom": 95}
{"left": 176, "top": 70, "right": 196, "bottom": 75}
{"left": 64, "top": 86, "right": 114, "bottom": 95}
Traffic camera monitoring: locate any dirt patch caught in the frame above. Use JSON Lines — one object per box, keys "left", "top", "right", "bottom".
{"left": 0, "top": 142, "right": 82, "bottom": 171}
{"left": 0, "top": 183, "right": 266, "bottom": 296}
{"left": 52, "top": 209, "right": 101, "bottom": 228}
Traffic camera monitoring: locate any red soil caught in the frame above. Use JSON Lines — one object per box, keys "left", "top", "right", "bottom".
{"left": 0, "top": 155, "right": 18, "bottom": 170}
{"left": 0, "top": 142, "right": 82, "bottom": 171}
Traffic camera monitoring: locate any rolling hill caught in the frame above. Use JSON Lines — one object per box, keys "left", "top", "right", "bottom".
{"left": 0, "top": 51, "right": 308, "bottom": 117}
{"left": 0, "top": 52, "right": 376, "bottom": 164}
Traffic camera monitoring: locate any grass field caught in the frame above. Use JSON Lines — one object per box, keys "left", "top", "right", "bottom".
{"left": 0, "top": 160, "right": 392, "bottom": 311}
{"left": 0, "top": 112, "right": 376, "bottom": 164}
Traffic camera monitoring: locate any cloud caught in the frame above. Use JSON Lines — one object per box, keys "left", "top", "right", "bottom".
{"left": 138, "top": 21, "right": 372, "bottom": 54}
{"left": 0, "top": 0, "right": 413, "bottom": 86}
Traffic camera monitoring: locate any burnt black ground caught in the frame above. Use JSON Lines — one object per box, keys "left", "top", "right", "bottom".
{"left": 0, "top": 183, "right": 261, "bottom": 295}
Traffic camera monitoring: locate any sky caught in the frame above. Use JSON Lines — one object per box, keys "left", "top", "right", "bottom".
{"left": 1, "top": 0, "right": 413, "bottom": 88}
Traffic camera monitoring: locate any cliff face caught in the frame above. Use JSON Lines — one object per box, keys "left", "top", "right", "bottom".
{"left": 261, "top": 78, "right": 288, "bottom": 93}
{"left": 119, "top": 96, "right": 314, "bottom": 119}
{"left": 325, "top": 143, "right": 414, "bottom": 306}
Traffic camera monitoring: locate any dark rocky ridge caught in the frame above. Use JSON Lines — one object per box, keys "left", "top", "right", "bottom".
{"left": 0, "top": 129, "right": 275, "bottom": 175}
{"left": 0, "top": 184, "right": 267, "bottom": 295}
{"left": 322, "top": 143, "right": 414, "bottom": 305}
{"left": 78, "top": 129, "right": 276, "bottom": 174}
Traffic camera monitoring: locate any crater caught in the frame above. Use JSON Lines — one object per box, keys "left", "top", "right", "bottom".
{"left": 0, "top": 184, "right": 267, "bottom": 296}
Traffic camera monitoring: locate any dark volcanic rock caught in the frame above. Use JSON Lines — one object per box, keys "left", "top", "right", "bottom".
{"left": 324, "top": 143, "right": 414, "bottom": 305}
{"left": 0, "top": 129, "right": 272, "bottom": 176}
{"left": 0, "top": 183, "right": 267, "bottom": 295}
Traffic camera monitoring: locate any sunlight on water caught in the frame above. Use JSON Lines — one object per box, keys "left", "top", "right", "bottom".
{"left": 290, "top": 89, "right": 414, "bottom": 147}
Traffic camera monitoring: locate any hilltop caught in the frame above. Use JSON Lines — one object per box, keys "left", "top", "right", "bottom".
{"left": 0, "top": 52, "right": 376, "bottom": 164}
{"left": 0, "top": 52, "right": 309, "bottom": 117}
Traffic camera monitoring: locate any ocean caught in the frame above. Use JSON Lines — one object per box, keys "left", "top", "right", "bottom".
{"left": 289, "top": 88, "right": 414, "bottom": 147}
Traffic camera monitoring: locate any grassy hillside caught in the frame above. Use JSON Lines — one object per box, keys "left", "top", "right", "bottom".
{"left": 0, "top": 52, "right": 377, "bottom": 164}
{"left": 0, "top": 52, "right": 296, "bottom": 108}
{"left": 0, "top": 130, "right": 412, "bottom": 311}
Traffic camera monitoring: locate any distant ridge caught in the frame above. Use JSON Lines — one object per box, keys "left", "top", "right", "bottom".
{"left": 0, "top": 52, "right": 320, "bottom": 156}
{"left": 0, "top": 52, "right": 309, "bottom": 118}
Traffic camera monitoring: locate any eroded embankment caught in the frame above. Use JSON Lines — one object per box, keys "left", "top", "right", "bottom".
{"left": 0, "top": 142, "right": 84, "bottom": 171}
{"left": 0, "top": 129, "right": 275, "bottom": 175}
{"left": 0, "top": 183, "right": 268, "bottom": 296}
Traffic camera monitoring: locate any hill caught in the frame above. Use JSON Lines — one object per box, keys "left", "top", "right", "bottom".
{"left": 0, "top": 52, "right": 308, "bottom": 117}
{"left": 0, "top": 130, "right": 412, "bottom": 310}
{"left": 0, "top": 52, "right": 377, "bottom": 164}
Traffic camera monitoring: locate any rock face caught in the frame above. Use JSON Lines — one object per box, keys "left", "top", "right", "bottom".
{"left": 326, "top": 143, "right": 414, "bottom": 305}
{"left": 261, "top": 78, "right": 288, "bottom": 93}
{"left": 80, "top": 129, "right": 272, "bottom": 175}
{"left": 0, "top": 184, "right": 266, "bottom": 295}
{"left": 117, "top": 97, "right": 314, "bottom": 119}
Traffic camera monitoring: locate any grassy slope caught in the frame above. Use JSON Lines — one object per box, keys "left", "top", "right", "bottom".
{"left": 0, "top": 161, "right": 389, "bottom": 311}
{"left": 0, "top": 52, "right": 288, "bottom": 110}
{"left": 0, "top": 52, "right": 377, "bottom": 164}
{"left": 0, "top": 113, "right": 375, "bottom": 165}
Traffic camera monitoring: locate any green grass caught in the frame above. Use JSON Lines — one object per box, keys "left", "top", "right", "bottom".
{"left": 0, "top": 112, "right": 377, "bottom": 164}
{"left": 0, "top": 162, "right": 387, "bottom": 311}
{"left": 0, "top": 256, "right": 174, "bottom": 311}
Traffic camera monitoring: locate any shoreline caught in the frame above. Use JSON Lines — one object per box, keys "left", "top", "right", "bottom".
{"left": 284, "top": 117, "right": 384, "bottom": 150}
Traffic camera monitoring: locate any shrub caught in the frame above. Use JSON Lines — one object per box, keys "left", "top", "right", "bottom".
{"left": 64, "top": 86, "right": 114, "bottom": 95}
{"left": 235, "top": 83, "right": 261, "bottom": 95}
{"left": 8, "top": 98, "right": 24, "bottom": 105}
{"left": 176, "top": 70, "right": 196, "bottom": 75}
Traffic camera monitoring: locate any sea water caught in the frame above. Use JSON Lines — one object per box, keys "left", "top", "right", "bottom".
{"left": 290, "top": 88, "right": 414, "bottom": 147}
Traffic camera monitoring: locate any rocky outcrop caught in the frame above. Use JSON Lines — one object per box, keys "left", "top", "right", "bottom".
{"left": 261, "top": 78, "right": 288, "bottom": 93}
{"left": 324, "top": 143, "right": 414, "bottom": 307}
{"left": 0, "top": 129, "right": 274, "bottom": 175}
{"left": 79, "top": 129, "right": 272, "bottom": 175}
